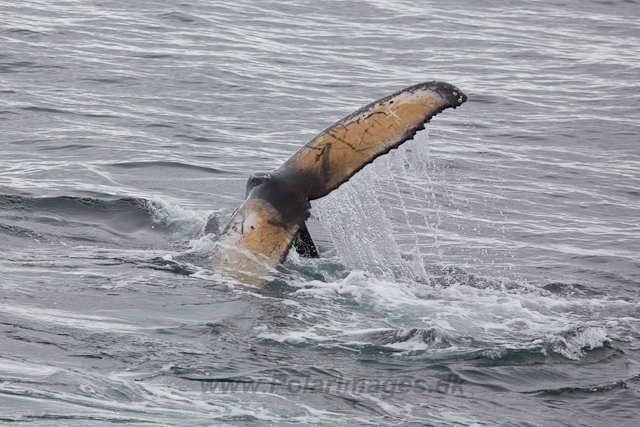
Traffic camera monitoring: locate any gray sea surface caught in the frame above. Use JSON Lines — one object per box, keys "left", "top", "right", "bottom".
{"left": 1, "top": 0, "right": 639, "bottom": 425}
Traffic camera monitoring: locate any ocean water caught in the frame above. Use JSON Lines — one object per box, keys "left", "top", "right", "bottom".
{"left": 1, "top": 0, "right": 639, "bottom": 425}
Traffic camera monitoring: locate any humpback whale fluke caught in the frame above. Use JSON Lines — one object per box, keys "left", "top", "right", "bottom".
{"left": 211, "top": 81, "right": 467, "bottom": 283}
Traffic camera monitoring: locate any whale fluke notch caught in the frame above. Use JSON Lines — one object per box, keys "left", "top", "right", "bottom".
{"left": 211, "top": 81, "right": 467, "bottom": 283}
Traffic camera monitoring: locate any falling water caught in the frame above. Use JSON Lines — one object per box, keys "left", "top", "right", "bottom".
{"left": 314, "top": 131, "right": 440, "bottom": 280}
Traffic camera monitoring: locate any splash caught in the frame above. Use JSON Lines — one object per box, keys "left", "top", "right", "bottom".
{"left": 145, "top": 197, "right": 210, "bottom": 235}
{"left": 312, "top": 124, "right": 513, "bottom": 283}
{"left": 313, "top": 131, "right": 449, "bottom": 281}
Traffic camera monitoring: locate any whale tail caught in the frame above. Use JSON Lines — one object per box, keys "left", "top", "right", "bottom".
{"left": 211, "top": 81, "right": 467, "bottom": 283}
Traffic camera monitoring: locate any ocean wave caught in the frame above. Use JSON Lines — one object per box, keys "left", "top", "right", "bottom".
{"left": 0, "top": 194, "right": 212, "bottom": 243}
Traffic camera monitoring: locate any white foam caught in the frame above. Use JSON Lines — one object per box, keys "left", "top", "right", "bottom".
{"left": 549, "top": 327, "right": 611, "bottom": 360}
{"left": 0, "top": 358, "right": 63, "bottom": 377}
{"left": 187, "top": 233, "right": 219, "bottom": 255}
{"left": 0, "top": 303, "right": 139, "bottom": 333}
{"left": 275, "top": 270, "right": 629, "bottom": 359}
{"left": 145, "top": 196, "right": 210, "bottom": 236}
